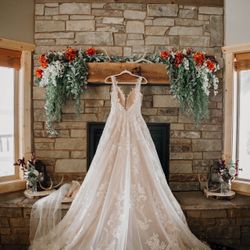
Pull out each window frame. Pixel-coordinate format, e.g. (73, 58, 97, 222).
(0, 69, 19, 182)
(0, 38, 35, 193)
(223, 43, 250, 196)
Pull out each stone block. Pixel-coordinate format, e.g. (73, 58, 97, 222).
(192, 139, 222, 152)
(35, 32, 74, 39)
(45, 3, 58, 7)
(147, 4, 178, 17)
(203, 151, 221, 160)
(33, 87, 45, 100)
(34, 109, 46, 122)
(35, 4, 44, 15)
(103, 17, 124, 25)
(66, 20, 95, 31)
(148, 115, 177, 123)
(92, 9, 123, 17)
(55, 138, 85, 150)
(70, 15, 94, 20)
(0, 218, 9, 227)
(56, 39, 75, 45)
(179, 8, 197, 19)
(199, 7, 223, 15)
(9, 218, 29, 228)
(126, 21, 144, 33)
(145, 26, 168, 36)
(45, 7, 58, 16)
(85, 100, 104, 107)
(145, 36, 169, 45)
(180, 36, 210, 47)
(70, 130, 85, 138)
(170, 152, 193, 160)
(35, 21, 65, 32)
(169, 26, 202, 36)
(114, 33, 126, 46)
(0, 208, 22, 218)
(210, 16, 223, 46)
(59, 3, 91, 15)
(35, 142, 54, 150)
(145, 19, 153, 25)
(127, 34, 143, 40)
(170, 182, 199, 191)
(175, 19, 207, 26)
(153, 95, 179, 107)
(76, 32, 113, 45)
(202, 131, 222, 139)
(153, 18, 174, 26)
(124, 10, 146, 20)
(82, 86, 110, 100)
(169, 160, 193, 173)
(158, 108, 178, 116)
(55, 159, 86, 172)
(35, 39, 56, 46)
(36, 150, 69, 158)
(172, 131, 201, 139)
(71, 151, 86, 158)
(127, 40, 144, 46)
(132, 45, 155, 54)
(85, 107, 99, 113)
(141, 108, 157, 116)
(54, 121, 86, 130)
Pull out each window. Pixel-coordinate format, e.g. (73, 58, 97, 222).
(223, 44, 250, 195)
(233, 69, 250, 180)
(0, 67, 19, 181)
(0, 38, 34, 193)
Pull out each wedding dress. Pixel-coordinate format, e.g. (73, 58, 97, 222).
(30, 76, 210, 250)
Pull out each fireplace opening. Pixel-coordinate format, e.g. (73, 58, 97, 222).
(87, 122, 170, 181)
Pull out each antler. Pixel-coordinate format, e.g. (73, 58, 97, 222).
(38, 176, 64, 191)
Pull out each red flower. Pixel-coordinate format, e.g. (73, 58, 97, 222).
(174, 51, 183, 67)
(65, 47, 76, 61)
(36, 68, 43, 78)
(86, 47, 96, 56)
(206, 59, 215, 72)
(193, 51, 205, 66)
(160, 50, 169, 60)
(186, 48, 192, 55)
(39, 54, 48, 68)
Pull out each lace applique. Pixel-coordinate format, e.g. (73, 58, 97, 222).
(146, 233, 168, 250)
(131, 183, 152, 230)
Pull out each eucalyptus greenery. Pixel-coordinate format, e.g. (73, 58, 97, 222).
(36, 47, 219, 135)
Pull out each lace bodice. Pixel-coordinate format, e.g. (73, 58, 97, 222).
(110, 76, 142, 114)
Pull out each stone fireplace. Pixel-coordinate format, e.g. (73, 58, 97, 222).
(87, 122, 170, 180)
(33, 1, 223, 191)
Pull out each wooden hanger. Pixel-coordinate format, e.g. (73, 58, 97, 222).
(104, 69, 148, 84)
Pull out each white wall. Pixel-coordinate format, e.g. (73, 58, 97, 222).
(0, 0, 34, 43)
(225, 0, 250, 45)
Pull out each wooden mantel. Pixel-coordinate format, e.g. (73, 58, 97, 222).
(87, 62, 169, 85)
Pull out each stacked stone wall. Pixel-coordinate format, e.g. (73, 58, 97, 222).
(34, 1, 224, 191)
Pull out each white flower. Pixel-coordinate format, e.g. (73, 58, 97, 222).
(183, 57, 189, 70)
(39, 61, 65, 87)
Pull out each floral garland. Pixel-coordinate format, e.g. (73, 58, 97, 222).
(36, 47, 219, 135)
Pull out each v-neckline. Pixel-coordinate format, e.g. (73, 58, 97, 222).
(112, 77, 142, 111)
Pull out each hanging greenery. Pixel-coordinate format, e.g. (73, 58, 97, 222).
(36, 47, 220, 135)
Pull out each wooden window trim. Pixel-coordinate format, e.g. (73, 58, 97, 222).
(0, 38, 35, 194)
(223, 43, 250, 196)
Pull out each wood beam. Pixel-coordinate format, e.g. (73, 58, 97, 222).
(87, 62, 169, 84)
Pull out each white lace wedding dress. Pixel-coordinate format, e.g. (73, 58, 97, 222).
(30, 77, 210, 250)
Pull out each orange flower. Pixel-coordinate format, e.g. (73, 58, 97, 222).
(160, 51, 169, 60)
(39, 54, 48, 68)
(193, 51, 205, 66)
(36, 68, 43, 78)
(175, 51, 183, 67)
(65, 47, 76, 61)
(86, 47, 96, 56)
(206, 59, 215, 72)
